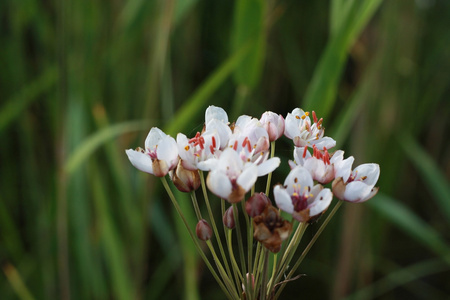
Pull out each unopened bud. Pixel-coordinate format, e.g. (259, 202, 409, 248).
(245, 193, 270, 217)
(223, 206, 236, 229)
(196, 219, 212, 241)
(260, 111, 285, 142)
(171, 160, 201, 192)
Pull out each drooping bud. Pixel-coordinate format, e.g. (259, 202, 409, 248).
(171, 160, 201, 192)
(223, 206, 236, 229)
(196, 219, 212, 241)
(245, 192, 270, 217)
(260, 111, 285, 142)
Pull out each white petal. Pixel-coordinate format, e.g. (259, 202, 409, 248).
(157, 136, 179, 169)
(353, 163, 380, 186)
(335, 156, 354, 183)
(126, 149, 153, 174)
(330, 150, 344, 164)
(284, 113, 299, 139)
(207, 171, 232, 199)
(218, 148, 243, 174)
(237, 164, 258, 191)
(205, 105, 228, 124)
(205, 120, 231, 149)
(274, 185, 294, 214)
(343, 181, 373, 202)
(235, 115, 253, 130)
(312, 136, 336, 150)
(257, 157, 280, 176)
(309, 188, 333, 217)
(197, 158, 218, 171)
(284, 166, 314, 191)
(145, 127, 166, 149)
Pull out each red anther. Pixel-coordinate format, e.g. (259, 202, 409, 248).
(312, 111, 318, 123)
(210, 145, 215, 154)
(323, 147, 330, 165)
(302, 146, 308, 158)
(242, 137, 251, 152)
(212, 136, 217, 148)
(233, 140, 238, 151)
(198, 136, 205, 150)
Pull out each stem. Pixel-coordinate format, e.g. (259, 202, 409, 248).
(265, 141, 276, 196)
(233, 203, 250, 298)
(190, 191, 202, 220)
(199, 171, 234, 287)
(260, 249, 269, 300)
(160, 176, 235, 300)
(274, 201, 343, 299)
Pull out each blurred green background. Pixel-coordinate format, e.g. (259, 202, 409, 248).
(1, 0, 449, 299)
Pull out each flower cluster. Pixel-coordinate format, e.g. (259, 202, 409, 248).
(126, 106, 380, 300)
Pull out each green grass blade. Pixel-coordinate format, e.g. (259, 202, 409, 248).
(369, 193, 450, 265)
(164, 41, 252, 135)
(304, 0, 383, 118)
(64, 120, 149, 175)
(231, 0, 266, 88)
(399, 134, 450, 220)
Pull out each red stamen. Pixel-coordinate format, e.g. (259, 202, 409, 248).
(312, 111, 318, 123)
(210, 145, 215, 154)
(233, 140, 238, 151)
(302, 146, 308, 158)
(212, 136, 216, 148)
(242, 137, 251, 152)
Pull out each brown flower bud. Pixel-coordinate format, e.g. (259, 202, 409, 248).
(223, 206, 236, 229)
(196, 219, 212, 241)
(171, 160, 201, 192)
(253, 205, 292, 253)
(245, 193, 270, 217)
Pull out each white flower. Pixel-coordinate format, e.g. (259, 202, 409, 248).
(206, 148, 258, 203)
(227, 115, 280, 176)
(205, 105, 232, 149)
(126, 127, 179, 177)
(274, 166, 333, 223)
(289, 146, 344, 184)
(332, 158, 380, 203)
(260, 111, 285, 142)
(177, 130, 221, 171)
(284, 108, 336, 149)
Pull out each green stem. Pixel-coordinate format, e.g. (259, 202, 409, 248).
(265, 141, 276, 196)
(160, 176, 234, 300)
(190, 191, 202, 220)
(199, 171, 234, 287)
(260, 249, 269, 300)
(233, 203, 249, 297)
(274, 201, 343, 299)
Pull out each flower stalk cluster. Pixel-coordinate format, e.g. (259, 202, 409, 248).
(126, 106, 380, 300)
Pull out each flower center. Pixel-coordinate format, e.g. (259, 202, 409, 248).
(291, 185, 312, 212)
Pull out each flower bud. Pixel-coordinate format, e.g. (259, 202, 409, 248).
(223, 206, 236, 229)
(196, 219, 212, 241)
(245, 192, 270, 217)
(260, 111, 285, 142)
(171, 160, 201, 192)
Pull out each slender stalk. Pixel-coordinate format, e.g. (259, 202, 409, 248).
(260, 249, 269, 300)
(190, 191, 203, 220)
(160, 176, 235, 300)
(199, 171, 234, 286)
(233, 203, 250, 298)
(274, 201, 343, 299)
(265, 141, 276, 196)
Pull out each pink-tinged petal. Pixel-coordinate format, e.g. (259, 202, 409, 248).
(309, 188, 333, 217)
(218, 148, 243, 174)
(205, 105, 228, 124)
(207, 171, 232, 199)
(303, 158, 326, 181)
(311, 136, 336, 149)
(335, 156, 354, 183)
(205, 120, 230, 149)
(330, 150, 344, 164)
(293, 147, 311, 167)
(126, 149, 153, 174)
(145, 127, 166, 149)
(274, 185, 294, 214)
(344, 181, 373, 202)
(257, 157, 280, 176)
(353, 163, 380, 186)
(157, 136, 179, 169)
(284, 166, 314, 190)
(235, 115, 253, 130)
(237, 164, 258, 191)
(284, 113, 300, 139)
(197, 158, 218, 171)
